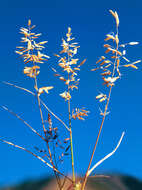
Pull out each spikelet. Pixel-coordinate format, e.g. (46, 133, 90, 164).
(109, 10, 119, 27)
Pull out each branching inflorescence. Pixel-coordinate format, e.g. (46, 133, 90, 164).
(1, 10, 141, 190)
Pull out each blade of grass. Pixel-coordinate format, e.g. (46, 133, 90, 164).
(87, 132, 125, 176)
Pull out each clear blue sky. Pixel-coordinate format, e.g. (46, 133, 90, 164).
(0, 0, 142, 187)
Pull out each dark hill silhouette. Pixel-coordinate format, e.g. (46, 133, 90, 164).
(1, 174, 142, 190)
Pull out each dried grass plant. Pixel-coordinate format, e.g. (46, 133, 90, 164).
(1, 10, 141, 190)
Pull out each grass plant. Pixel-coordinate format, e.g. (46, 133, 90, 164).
(1, 10, 141, 190)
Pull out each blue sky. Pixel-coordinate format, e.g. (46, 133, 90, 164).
(0, 0, 142, 187)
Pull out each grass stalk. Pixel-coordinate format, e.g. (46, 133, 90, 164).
(68, 86, 75, 186)
(81, 18, 119, 190)
(34, 75, 64, 190)
(81, 86, 112, 190)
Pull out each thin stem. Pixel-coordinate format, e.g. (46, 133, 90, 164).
(2, 82, 71, 185)
(81, 24, 120, 190)
(40, 98, 70, 131)
(34, 75, 63, 189)
(48, 118, 63, 190)
(47, 142, 62, 190)
(1, 105, 45, 141)
(2, 81, 69, 131)
(0, 138, 53, 169)
(67, 54, 75, 185)
(1, 88, 72, 184)
(68, 88, 75, 185)
(52, 141, 63, 190)
(81, 85, 113, 190)
(0, 137, 72, 182)
(34, 76, 46, 133)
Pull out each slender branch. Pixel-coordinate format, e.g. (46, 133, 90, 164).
(29, 22, 63, 188)
(68, 111, 75, 184)
(47, 142, 63, 190)
(2, 82, 71, 185)
(0, 138, 53, 169)
(40, 99, 69, 131)
(52, 141, 63, 190)
(61, 176, 67, 190)
(81, 85, 113, 190)
(34, 75, 47, 133)
(2, 81, 69, 131)
(87, 132, 125, 176)
(68, 96, 75, 183)
(67, 59, 75, 184)
(1, 94, 70, 187)
(1, 105, 45, 141)
(81, 18, 120, 190)
(2, 85, 71, 184)
(34, 74, 59, 184)
(2, 81, 35, 95)
(34, 74, 67, 190)
(0, 137, 73, 182)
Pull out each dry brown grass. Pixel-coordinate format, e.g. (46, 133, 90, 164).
(1, 10, 141, 190)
